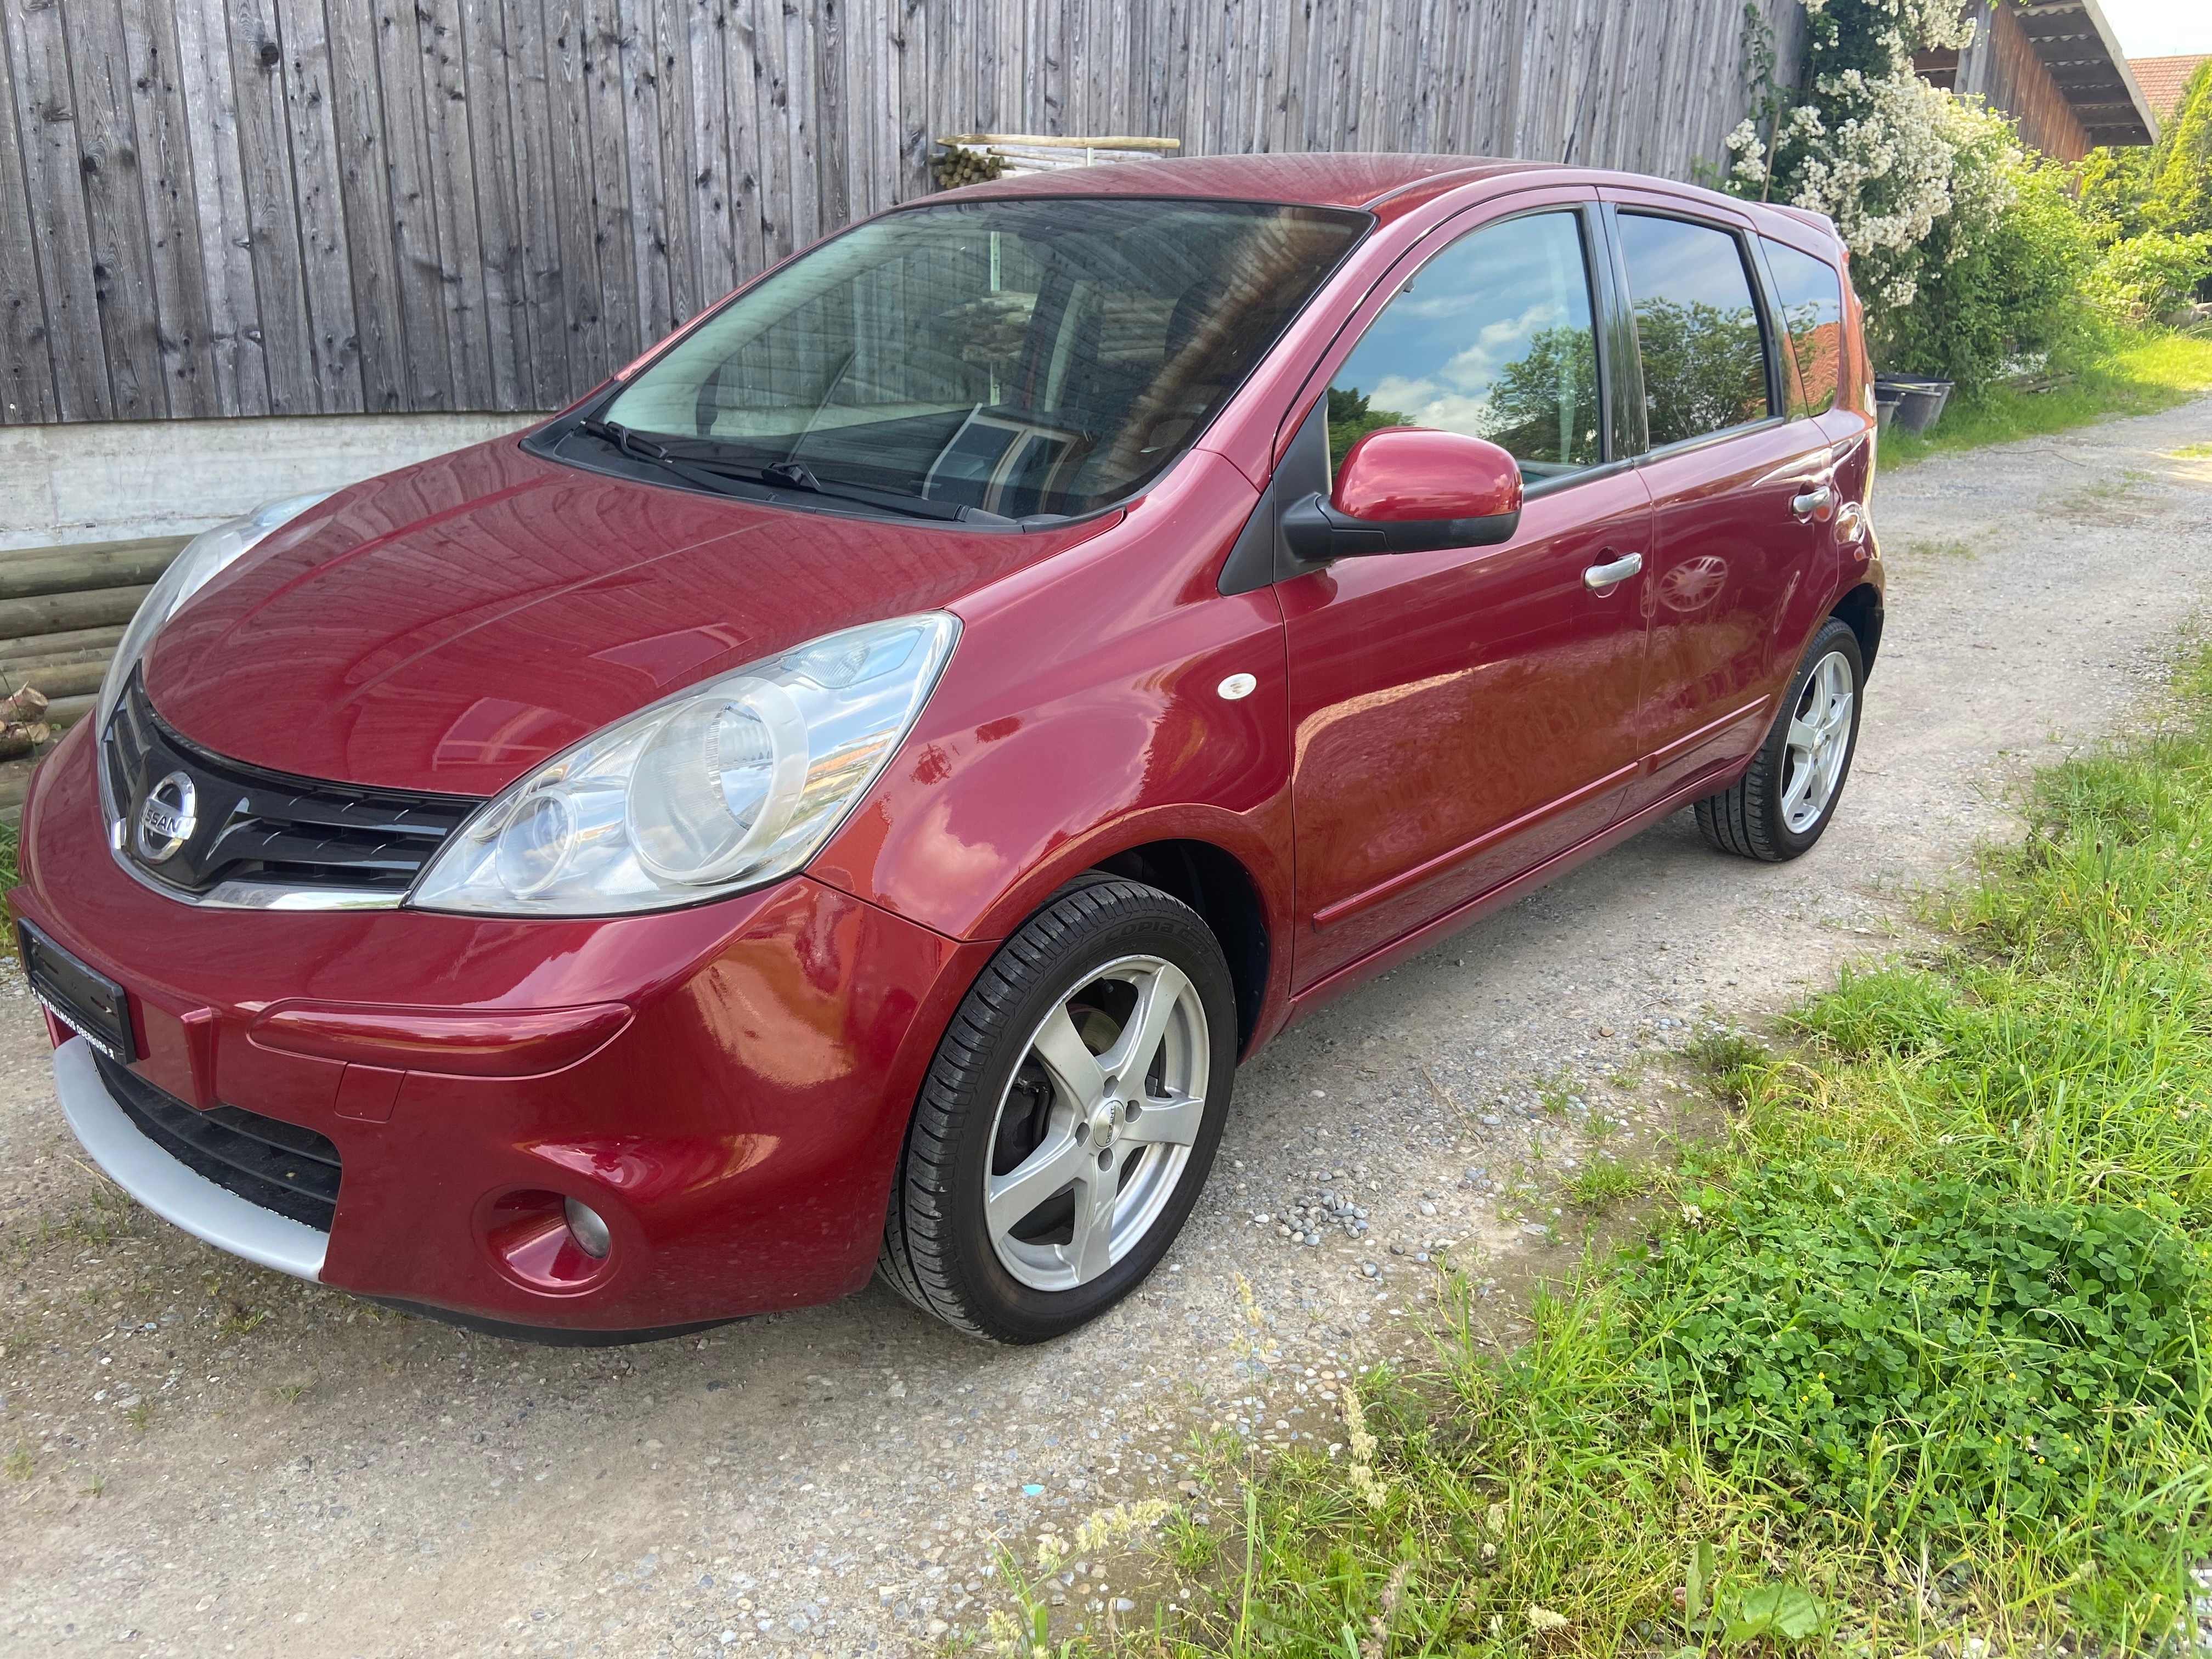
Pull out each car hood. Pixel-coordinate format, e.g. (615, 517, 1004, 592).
(142, 437, 1114, 797)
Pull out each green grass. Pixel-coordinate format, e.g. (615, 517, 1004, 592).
(0, 823, 17, 895)
(1883, 328, 2212, 466)
(1117, 647, 2212, 1657)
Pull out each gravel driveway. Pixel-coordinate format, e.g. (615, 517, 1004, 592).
(4, 399, 2210, 1658)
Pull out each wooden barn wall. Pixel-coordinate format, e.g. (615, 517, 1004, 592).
(0, 0, 1804, 426)
(1965, 1, 2091, 163)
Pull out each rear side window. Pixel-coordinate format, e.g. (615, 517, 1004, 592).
(1327, 210, 1601, 480)
(1763, 239, 1845, 418)
(1616, 214, 1770, 448)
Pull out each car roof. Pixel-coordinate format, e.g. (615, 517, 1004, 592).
(938, 152, 1566, 221)
(923, 151, 1843, 257)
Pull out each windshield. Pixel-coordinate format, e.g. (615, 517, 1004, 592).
(597, 196, 1369, 519)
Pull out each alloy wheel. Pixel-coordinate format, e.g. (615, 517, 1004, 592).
(983, 955, 1209, 1292)
(1781, 648, 1855, 833)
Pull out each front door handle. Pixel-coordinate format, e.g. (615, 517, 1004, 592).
(1583, 551, 1642, 592)
(1792, 484, 1835, 521)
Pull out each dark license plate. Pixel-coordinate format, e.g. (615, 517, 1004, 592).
(18, 921, 138, 1063)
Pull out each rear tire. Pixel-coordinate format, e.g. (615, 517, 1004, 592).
(878, 877, 1237, 1342)
(1695, 616, 1864, 862)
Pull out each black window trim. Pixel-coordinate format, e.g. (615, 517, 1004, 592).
(1327, 198, 1627, 490)
(1603, 203, 1791, 465)
(1754, 232, 1849, 422)
(1221, 190, 1628, 597)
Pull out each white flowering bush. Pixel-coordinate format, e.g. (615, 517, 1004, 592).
(1725, 0, 2097, 388)
(1726, 0, 1979, 311)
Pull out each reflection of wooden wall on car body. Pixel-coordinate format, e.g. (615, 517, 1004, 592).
(0, 0, 1809, 429)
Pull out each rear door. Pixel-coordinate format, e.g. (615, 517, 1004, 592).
(1601, 196, 1833, 813)
(1281, 200, 1654, 990)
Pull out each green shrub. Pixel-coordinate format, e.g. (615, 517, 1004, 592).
(1878, 147, 2099, 390)
(2087, 229, 2212, 325)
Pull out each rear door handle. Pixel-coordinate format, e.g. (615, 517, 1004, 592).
(1582, 551, 1642, 591)
(1792, 484, 1835, 521)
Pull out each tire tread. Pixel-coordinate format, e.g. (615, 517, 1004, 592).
(878, 876, 1222, 1341)
(1695, 617, 1861, 863)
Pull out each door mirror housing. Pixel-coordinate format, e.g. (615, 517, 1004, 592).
(1281, 427, 1524, 561)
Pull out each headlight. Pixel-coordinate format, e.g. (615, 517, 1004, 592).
(95, 491, 332, 733)
(410, 613, 959, 916)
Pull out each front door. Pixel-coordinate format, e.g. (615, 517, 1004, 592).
(1283, 205, 1653, 990)
(1603, 202, 1835, 810)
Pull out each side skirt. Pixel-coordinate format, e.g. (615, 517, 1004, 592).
(1279, 758, 1753, 1026)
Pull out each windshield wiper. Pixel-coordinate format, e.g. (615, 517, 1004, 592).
(577, 419, 1011, 524)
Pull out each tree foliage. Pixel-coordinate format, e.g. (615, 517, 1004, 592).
(2145, 60, 2212, 239)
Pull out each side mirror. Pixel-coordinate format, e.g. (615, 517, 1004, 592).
(1280, 427, 1523, 561)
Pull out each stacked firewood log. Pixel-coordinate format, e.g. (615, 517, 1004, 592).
(0, 537, 185, 817)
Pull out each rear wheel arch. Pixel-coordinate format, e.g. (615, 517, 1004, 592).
(1831, 581, 1883, 677)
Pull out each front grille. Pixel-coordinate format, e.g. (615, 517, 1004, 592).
(104, 671, 482, 900)
(95, 1052, 341, 1231)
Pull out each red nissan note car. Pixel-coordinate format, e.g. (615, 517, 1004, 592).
(14, 155, 1882, 1344)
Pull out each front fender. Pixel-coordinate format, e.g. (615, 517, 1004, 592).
(808, 452, 1294, 964)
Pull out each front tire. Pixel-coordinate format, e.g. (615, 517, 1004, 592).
(878, 877, 1237, 1342)
(1695, 616, 1864, 861)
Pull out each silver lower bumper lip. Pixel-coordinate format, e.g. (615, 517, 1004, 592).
(50, 1036, 328, 1283)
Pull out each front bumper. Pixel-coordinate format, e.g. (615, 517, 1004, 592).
(15, 721, 992, 1335)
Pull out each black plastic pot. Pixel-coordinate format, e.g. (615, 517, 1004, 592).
(1876, 376, 1951, 435)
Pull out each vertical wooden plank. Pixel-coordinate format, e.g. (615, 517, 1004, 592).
(411, 0, 500, 407)
(0, 21, 59, 422)
(222, 0, 318, 414)
(321, 0, 408, 411)
(499, 0, 572, 407)
(610, 0, 670, 344)
(648, 0, 706, 322)
(369, 0, 458, 407)
(781, 0, 818, 250)
(718, 0, 765, 282)
(544, 0, 610, 395)
(5, 0, 115, 418)
(810, 0, 846, 236)
(459, 0, 537, 406)
(854, 0, 887, 216)
(116, 0, 217, 416)
(61, 0, 170, 417)
(681, 0, 731, 301)
(271, 0, 366, 411)
(583, 0, 642, 363)
(990, 0, 1015, 136)
(892, 0, 927, 205)
(744, 0, 793, 263)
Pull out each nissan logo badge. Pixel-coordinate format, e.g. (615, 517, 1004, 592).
(135, 770, 198, 865)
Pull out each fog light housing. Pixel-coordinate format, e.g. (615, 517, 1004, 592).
(564, 1197, 612, 1259)
(479, 1188, 615, 1293)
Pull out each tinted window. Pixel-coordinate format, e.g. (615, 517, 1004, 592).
(1764, 238, 1844, 418)
(1328, 211, 1600, 479)
(601, 198, 1366, 518)
(1616, 214, 1770, 447)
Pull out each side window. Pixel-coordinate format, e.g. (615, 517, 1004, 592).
(1763, 239, 1844, 419)
(1328, 211, 1601, 481)
(1616, 214, 1771, 448)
